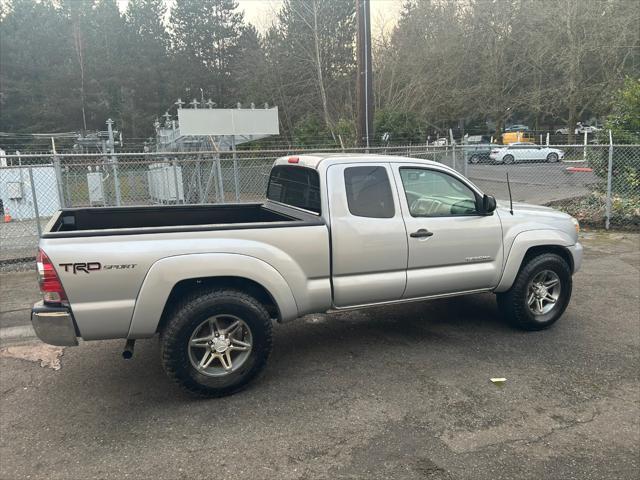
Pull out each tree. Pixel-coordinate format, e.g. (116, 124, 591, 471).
(232, 24, 270, 106)
(123, 0, 171, 137)
(1, 0, 638, 149)
(265, 0, 356, 141)
(374, 109, 426, 144)
(56, 0, 129, 132)
(169, 0, 244, 106)
(606, 78, 640, 145)
(374, 0, 639, 141)
(591, 78, 640, 193)
(0, 0, 73, 133)
(541, 0, 639, 142)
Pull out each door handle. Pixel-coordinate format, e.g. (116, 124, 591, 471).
(410, 229, 434, 238)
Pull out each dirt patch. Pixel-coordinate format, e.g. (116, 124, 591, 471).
(0, 343, 64, 370)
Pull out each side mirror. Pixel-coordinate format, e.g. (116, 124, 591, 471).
(482, 194, 497, 214)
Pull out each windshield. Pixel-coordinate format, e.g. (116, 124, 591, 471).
(266, 165, 321, 214)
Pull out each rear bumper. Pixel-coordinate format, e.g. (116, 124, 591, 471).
(568, 242, 583, 273)
(31, 302, 79, 346)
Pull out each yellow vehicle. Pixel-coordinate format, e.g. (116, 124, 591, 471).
(502, 131, 534, 145)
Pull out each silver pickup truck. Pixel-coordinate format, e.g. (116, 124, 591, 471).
(32, 154, 582, 396)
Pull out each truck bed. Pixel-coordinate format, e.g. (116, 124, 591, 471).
(44, 202, 320, 237)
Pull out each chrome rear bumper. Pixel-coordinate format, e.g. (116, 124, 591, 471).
(31, 302, 79, 346)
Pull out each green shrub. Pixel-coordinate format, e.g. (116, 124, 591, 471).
(589, 79, 640, 197)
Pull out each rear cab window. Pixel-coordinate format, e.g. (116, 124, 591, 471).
(267, 165, 321, 214)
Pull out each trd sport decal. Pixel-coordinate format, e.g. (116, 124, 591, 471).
(59, 263, 136, 274)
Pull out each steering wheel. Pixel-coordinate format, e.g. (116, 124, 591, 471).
(410, 197, 443, 216)
(450, 199, 476, 215)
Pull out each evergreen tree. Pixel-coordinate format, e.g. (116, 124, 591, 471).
(169, 0, 244, 106)
(123, 0, 171, 137)
(232, 24, 270, 106)
(0, 0, 72, 133)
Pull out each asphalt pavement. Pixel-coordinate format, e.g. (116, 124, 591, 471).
(0, 231, 638, 480)
(465, 161, 597, 205)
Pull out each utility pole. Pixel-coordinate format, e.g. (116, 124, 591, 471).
(106, 118, 121, 206)
(356, 0, 373, 149)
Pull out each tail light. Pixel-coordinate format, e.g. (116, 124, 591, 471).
(36, 249, 68, 304)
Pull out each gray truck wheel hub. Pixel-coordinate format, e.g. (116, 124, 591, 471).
(527, 270, 561, 315)
(188, 315, 253, 377)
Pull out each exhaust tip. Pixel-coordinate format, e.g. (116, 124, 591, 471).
(122, 339, 135, 359)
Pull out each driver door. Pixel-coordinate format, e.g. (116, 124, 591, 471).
(391, 164, 504, 298)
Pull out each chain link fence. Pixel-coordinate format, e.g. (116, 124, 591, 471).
(1, 144, 638, 271)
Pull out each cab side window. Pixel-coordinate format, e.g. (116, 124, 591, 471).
(400, 168, 478, 217)
(344, 166, 395, 218)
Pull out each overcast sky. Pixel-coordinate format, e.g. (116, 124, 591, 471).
(116, 0, 402, 37)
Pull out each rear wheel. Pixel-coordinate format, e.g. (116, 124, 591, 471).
(503, 154, 515, 164)
(497, 253, 572, 331)
(161, 289, 272, 397)
(547, 152, 559, 162)
(469, 154, 480, 164)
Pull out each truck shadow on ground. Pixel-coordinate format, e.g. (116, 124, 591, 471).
(53, 292, 519, 403)
(5, 290, 575, 454)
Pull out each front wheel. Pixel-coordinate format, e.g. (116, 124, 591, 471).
(161, 289, 272, 397)
(547, 152, 559, 162)
(497, 253, 572, 331)
(469, 154, 480, 164)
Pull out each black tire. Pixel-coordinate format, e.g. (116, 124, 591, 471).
(160, 289, 272, 397)
(470, 154, 480, 164)
(496, 253, 572, 331)
(503, 154, 515, 164)
(547, 152, 559, 163)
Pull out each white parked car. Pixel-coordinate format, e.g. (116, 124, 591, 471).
(489, 143, 565, 164)
(575, 124, 601, 135)
(556, 124, 601, 135)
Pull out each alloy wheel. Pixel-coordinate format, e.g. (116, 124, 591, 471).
(526, 270, 561, 315)
(188, 315, 253, 377)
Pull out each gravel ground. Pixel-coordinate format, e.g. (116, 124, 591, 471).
(0, 231, 638, 480)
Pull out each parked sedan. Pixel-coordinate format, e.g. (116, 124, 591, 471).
(489, 143, 565, 164)
(575, 124, 601, 134)
(504, 124, 530, 132)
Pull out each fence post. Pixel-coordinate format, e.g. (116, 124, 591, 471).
(605, 130, 614, 230)
(452, 144, 457, 171)
(463, 146, 468, 177)
(28, 167, 42, 237)
(231, 137, 240, 202)
(172, 161, 181, 204)
(49, 138, 67, 208)
(112, 160, 122, 206)
(65, 169, 72, 206)
(582, 131, 588, 162)
(216, 157, 225, 203)
(107, 119, 121, 206)
(52, 154, 65, 208)
(196, 158, 204, 203)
